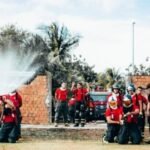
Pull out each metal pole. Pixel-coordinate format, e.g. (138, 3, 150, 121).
(132, 22, 135, 75)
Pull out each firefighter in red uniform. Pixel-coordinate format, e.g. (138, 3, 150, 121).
(127, 84, 140, 107)
(127, 84, 145, 138)
(68, 96, 76, 123)
(9, 90, 22, 140)
(146, 83, 150, 144)
(107, 83, 123, 108)
(118, 94, 141, 144)
(54, 82, 69, 127)
(103, 95, 122, 143)
(85, 93, 95, 122)
(146, 83, 150, 116)
(0, 94, 19, 143)
(71, 82, 89, 127)
(136, 86, 148, 138)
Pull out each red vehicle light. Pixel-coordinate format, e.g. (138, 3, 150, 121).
(94, 101, 106, 105)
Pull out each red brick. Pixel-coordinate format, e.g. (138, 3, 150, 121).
(132, 76, 150, 89)
(18, 75, 50, 125)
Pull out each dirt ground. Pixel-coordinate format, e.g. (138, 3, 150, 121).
(0, 139, 150, 150)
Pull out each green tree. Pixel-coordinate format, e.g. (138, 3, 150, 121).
(126, 60, 150, 76)
(0, 24, 97, 93)
(97, 68, 124, 90)
(63, 55, 97, 83)
(39, 22, 82, 87)
(40, 22, 80, 66)
(0, 24, 29, 52)
(24, 34, 49, 73)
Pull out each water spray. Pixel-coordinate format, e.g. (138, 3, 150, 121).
(0, 48, 42, 95)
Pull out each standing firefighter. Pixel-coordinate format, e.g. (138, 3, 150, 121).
(118, 94, 141, 144)
(103, 95, 122, 144)
(136, 86, 148, 138)
(54, 82, 69, 127)
(146, 83, 150, 135)
(0, 95, 19, 143)
(127, 84, 139, 107)
(71, 82, 89, 127)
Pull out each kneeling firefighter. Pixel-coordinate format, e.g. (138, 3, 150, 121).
(118, 94, 141, 144)
(0, 95, 19, 143)
(103, 95, 122, 143)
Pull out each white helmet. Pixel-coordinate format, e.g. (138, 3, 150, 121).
(108, 96, 118, 109)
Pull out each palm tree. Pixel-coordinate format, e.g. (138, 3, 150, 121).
(106, 68, 122, 87)
(98, 68, 124, 90)
(24, 34, 49, 72)
(97, 73, 108, 89)
(40, 22, 80, 66)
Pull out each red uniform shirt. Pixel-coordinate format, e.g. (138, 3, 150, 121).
(131, 94, 141, 106)
(72, 88, 87, 102)
(1, 94, 18, 123)
(55, 88, 68, 102)
(105, 108, 122, 122)
(122, 105, 139, 123)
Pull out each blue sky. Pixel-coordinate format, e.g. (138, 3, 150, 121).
(0, 0, 150, 73)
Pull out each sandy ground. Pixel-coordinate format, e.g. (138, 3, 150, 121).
(0, 139, 150, 150)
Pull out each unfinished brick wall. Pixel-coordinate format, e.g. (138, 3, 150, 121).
(18, 75, 51, 125)
(131, 76, 150, 88)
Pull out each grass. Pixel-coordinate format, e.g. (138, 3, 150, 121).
(0, 139, 150, 150)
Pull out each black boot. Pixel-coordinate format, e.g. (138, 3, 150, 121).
(74, 119, 79, 127)
(74, 123, 79, 127)
(81, 123, 85, 127)
(8, 138, 16, 143)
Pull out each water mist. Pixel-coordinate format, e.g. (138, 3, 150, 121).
(0, 48, 41, 95)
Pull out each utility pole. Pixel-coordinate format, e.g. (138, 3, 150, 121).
(132, 22, 135, 75)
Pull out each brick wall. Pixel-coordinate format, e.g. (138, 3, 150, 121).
(131, 76, 150, 88)
(18, 74, 52, 125)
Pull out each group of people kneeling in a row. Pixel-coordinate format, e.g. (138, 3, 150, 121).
(103, 83, 150, 144)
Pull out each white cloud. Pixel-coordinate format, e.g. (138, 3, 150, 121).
(71, 0, 136, 13)
(101, 0, 122, 12)
(32, 0, 68, 7)
(58, 15, 149, 72)
(0, 0, 149, 74)
(79, 0, 121, 12)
